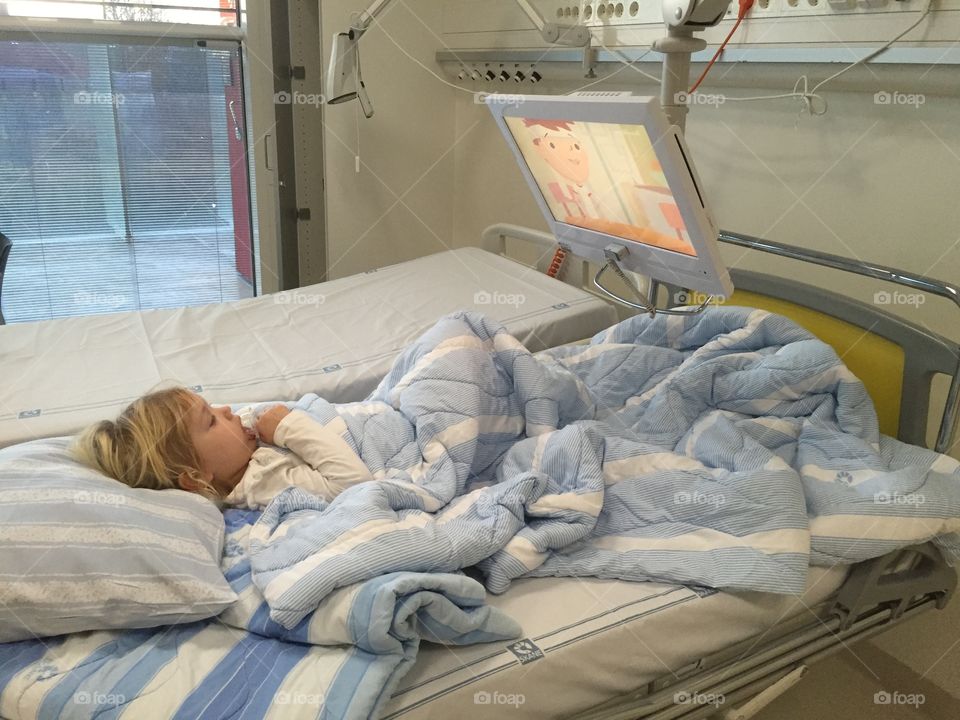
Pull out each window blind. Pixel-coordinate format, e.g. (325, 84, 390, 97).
(0, 34, 254, 323)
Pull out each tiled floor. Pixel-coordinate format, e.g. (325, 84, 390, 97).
(1, 229, 254, 324)
(749, 641, 958, 720)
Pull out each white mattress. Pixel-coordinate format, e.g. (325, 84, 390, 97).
(0, 248, 617, 448)
(382, 566, 849, 719)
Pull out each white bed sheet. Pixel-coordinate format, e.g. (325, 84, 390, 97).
(0, 248, 616, 448)
(382, 566, 849, 719)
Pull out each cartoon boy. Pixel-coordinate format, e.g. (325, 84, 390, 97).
(524, 118, 606, 220)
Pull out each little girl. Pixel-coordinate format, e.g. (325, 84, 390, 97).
(74, 387, 373, 509)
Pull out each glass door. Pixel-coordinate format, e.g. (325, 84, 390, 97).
(0, 36, 255, 322)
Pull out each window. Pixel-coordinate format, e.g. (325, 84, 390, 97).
(1, 0, 239, 26)
(0, 2, 254, 323)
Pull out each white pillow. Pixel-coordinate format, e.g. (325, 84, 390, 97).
(0, 437, 236, 642)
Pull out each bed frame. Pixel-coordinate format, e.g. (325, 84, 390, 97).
(481, 223, 960, 720)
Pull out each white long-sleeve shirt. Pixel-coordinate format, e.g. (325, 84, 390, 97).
(223, 410, 373, 510)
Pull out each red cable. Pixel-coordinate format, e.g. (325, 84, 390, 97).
(688, 0, 754, 95)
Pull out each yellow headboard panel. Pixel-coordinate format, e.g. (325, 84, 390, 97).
(729, 289, 904, 438)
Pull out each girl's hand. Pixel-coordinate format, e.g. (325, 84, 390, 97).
(257, 405, 291, 445)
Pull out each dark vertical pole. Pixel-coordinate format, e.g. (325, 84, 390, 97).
(270, 0, 300, 290)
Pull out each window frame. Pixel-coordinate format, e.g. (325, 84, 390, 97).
(0, 2, 283, 296)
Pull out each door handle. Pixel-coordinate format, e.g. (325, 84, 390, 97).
(229, 99, 242, 141)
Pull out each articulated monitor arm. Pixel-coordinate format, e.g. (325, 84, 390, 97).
(656, 0, 734, 130)
(326, 0, 597, 117)
(326, 0, 734, 127)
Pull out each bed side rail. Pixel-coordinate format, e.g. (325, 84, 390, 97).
(830, 541, 957, 631)
(480, 223, 595, 290)
(718, 231, 960, 455)
(480, 224, 960, 454)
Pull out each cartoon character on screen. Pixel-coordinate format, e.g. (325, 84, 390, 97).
(524, 119, 609, 221)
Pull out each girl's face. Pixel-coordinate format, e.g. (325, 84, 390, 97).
(185, 395, 257, 496)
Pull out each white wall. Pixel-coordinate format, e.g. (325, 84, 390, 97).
(320, 0, 458, 280)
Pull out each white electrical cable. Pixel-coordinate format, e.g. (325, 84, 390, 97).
(592, 37, 662, 83)
(701, 0, 933, 114)
(367, 11, 649, 100)
(358, 0, 932, 118)
(591, 0, 934, 115)
(804, 0, 935, 107)
(355, 94, 362, 173)
(566, 49, 654, 94)
(367, 13, 496, 98)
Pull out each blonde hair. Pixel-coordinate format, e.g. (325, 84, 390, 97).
(73, 387, 219, 499)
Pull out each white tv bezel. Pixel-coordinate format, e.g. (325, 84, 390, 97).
(486, 94, 733, 298)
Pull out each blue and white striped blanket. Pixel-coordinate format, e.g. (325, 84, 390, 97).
(6, 308, 960, 720)
(0, 508, 522, 720)
(249, 309, 960, 632)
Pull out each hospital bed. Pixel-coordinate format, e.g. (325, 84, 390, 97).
(383, 223, 959, 720)
(0, 246, 616, 449)
(0, 226, 957, 719)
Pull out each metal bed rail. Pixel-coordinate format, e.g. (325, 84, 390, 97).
(480, 223, 960, 455)
(717, 230, 960, 455)
(575, 592, 947, 720)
